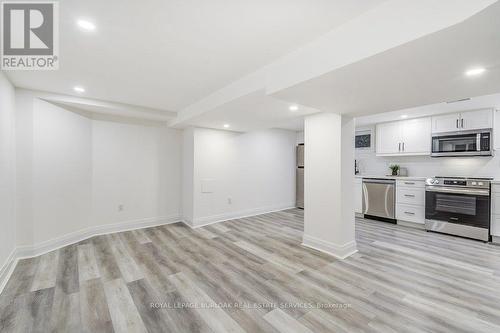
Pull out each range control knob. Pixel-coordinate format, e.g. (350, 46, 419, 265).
(427, 178, 439, 185)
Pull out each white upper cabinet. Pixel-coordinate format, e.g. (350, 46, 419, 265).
(400, 118, 431, 155)
(432, 113, 461, 133)
(459, 109, 493, 131)
(432, 109, 493, 133)
(376, 117, 431, 156)
(376, 121, 401, 155)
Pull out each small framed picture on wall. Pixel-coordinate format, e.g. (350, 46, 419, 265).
(355, 129, 372, 150)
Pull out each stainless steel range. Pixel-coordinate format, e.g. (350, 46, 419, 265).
(425, 177, 491, 241)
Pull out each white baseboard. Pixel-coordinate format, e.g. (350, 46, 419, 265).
(16, 214, 181, 259)
(183, 203, 295, 229)
(302, 234, 358, 259)
(0, 249, 18, 295)
(0, 214, 181, 294)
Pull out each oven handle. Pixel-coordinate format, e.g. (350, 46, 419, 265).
(426, 186, 490, 196)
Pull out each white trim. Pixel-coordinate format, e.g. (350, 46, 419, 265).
(15, 215, 181, 259)
(397, 220, 425, 230)
(182, 203, 295, 229)
(0, 249, 18, 294)
(302, 234, 358, 259)
(2, 206, 296, 292)
(0, 215, 181, 294)
(355, 128, 374, 151)
(375, 152, 430, 157)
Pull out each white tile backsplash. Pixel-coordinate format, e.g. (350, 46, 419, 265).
(355, 149, 500, 178)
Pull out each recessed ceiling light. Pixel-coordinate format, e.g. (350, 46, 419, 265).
(77, 19, 96, 31)
(465, 67, 486, 77)
(73, 86, 85, 93)
(223, 124, 230, 128)
(401, 115, 408, 119)
(289, 105, 299, 112)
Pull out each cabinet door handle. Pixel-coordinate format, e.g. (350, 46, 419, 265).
(404, 194, 415, 197)
(456, 119, 459, 128)
(402, 142, 405, 151)
(404, 211, 415, 215)
(404, 182, 415, 185)
(398, 143, 401, 152)
(461, 118, 464, 128)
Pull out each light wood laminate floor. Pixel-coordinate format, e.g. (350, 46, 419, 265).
(1, 209, 500, 332)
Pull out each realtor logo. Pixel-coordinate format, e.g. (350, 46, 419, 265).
(1, 1, 59, 70)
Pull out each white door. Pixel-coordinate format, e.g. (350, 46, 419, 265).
(431, 113, 460, 133)
(460, 109, 493, 131)
(400, 117, 431, 155)
(376, 121, 401, 155)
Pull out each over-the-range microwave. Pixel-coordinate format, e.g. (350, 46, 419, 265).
(431, 129, 492, 157)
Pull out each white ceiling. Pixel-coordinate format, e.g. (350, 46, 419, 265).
(355, 93, 500, 128)
(185, 91, 316, 132)
(5, 0, 384, 112)
(273, 1, 500, 117)
(38, 93, 176, 122)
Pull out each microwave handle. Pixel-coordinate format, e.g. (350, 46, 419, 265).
(477, 133, 481, 151)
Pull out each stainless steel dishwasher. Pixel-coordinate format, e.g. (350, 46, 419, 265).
(362, 178, 396, 223)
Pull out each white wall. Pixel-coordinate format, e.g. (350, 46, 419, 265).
(0, 72, 17, 272)
(303, 113, 357, 259)
(355, 124, 500, 178)
(15, 90, 182, 249)
(15, 89, 34, 247)
(296, 131, 304, 144)
(189, 127, 297, 225)
(92, 118, 181, 227)
(12, 90, 297, 251)
(182, 127, 194, 223)
(33, 99, 93, 245)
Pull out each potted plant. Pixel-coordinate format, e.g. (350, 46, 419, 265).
(389, 164, 400, 176)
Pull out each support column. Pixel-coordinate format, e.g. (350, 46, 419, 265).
(302, 113, 357, 259)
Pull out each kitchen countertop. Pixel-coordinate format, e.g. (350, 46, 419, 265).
(356, 175, 500, 183)
(355, 175, 428, 181)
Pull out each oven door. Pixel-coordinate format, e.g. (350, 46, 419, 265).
(425, 187, 490, 229)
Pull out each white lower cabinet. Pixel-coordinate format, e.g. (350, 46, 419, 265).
(396, 204, 425, 224)
(492, 216, 500, 239)
(396, 188, 425, 206)
(490, 186, 500, 242)
(355, 178, 363, 214)
(396, 180, 425, 225)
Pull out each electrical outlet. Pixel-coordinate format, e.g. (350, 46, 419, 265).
(227, 198, 232, 205)
(118, 204, 124, 211)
